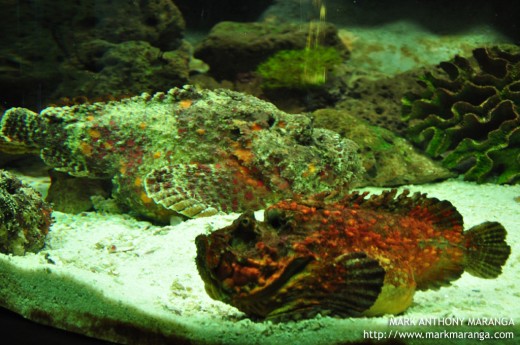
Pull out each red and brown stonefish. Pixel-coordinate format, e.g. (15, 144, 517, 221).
(196, 189, 510, 320)
(0, 86, 361, 223)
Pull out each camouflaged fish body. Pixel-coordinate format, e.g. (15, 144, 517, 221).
(195, 189, 510, 320)
(1, 86, 362, 222)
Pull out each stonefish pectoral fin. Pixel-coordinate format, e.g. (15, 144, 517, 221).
(144, 163, 274, 218)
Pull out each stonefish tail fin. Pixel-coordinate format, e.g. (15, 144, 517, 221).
(464, 221, 511, 278)
(1, 107, 41, 147)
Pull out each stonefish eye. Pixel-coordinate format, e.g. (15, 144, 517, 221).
(240, 216, 252, 228)
(232, 211, 257, 244)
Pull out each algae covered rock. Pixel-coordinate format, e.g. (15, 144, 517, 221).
(54, 40, 191, 101)
(1, 86, 362, 223)
(0, 170, 52, 255)
(0, 0, 187, 109)
(194, 21, 347, 79)
(257, 46, 343, 89)
(403, 45, 520, 184)
(336, 69, 428, 136)
(313, 109, 453, 186)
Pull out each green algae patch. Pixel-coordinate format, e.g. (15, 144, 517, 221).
(257, 47, 343, 89)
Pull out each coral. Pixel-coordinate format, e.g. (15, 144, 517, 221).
(0, 170, 52, 255)
(1, 86, 362, 223)
(196, 189, 510, 320)
(312, 109, 454, 186)
(403, 45, 520, 184)
(256, 47, 343, 89)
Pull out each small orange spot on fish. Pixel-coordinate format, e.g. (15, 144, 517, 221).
(251, 123, 263, 131)
(233, 147, 254, 164)
(88, 129, 101, 138)
(179, 99, 193, 109)
(79, 142, 93, 156)
(140, 191, 153, 204)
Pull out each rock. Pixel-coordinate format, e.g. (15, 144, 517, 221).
(0, 0, 187, 110)
(0, 169, 52, 255)
(175, 0, 274, 28)
(335, 69, 427, 135)
(53, 40, 191, 100)
(0, 138, 40, 168)
(194, 21, 347, 80)
(313, 109, 454, 186)
(46, 170, 111, 214)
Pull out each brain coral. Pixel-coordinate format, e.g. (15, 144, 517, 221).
(0, 169, 52, 255)
(402, 45, 520, 184)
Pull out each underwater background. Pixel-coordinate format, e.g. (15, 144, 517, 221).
(0, 0, 519, 344)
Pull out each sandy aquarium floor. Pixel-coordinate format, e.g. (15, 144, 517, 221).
(341, 21, 509, 75)
(4, 176, 520, 345)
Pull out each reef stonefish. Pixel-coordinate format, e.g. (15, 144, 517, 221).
(195, 189, 510, 320)
(0, 86, 361, 222)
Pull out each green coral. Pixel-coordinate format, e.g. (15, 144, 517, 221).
(256, 46, 342, 89)
(403, 45, 520, 184)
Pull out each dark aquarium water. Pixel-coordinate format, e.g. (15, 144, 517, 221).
(0, 1, 519, 345)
